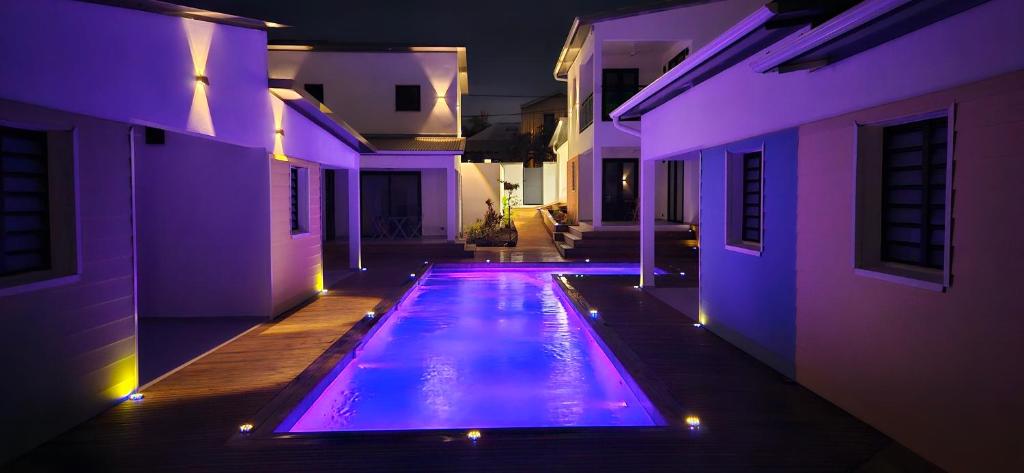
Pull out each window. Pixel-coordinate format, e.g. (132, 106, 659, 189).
(855, 111, 953, 289)
(304, 83, 324, 104)
(570, 161, 576, 191)
(1, 127, 50, 277)
(601, 68, 639, 121)
(290, 166, 309, 235)
(0, 125, 76, 291)
(663, 48, 690, 73)
(579, 93, 594, 132)
(725, 149, 763, 254)
(395, 85, 421, 112)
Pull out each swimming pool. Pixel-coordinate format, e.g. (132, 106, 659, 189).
(278, 264, 663, 432)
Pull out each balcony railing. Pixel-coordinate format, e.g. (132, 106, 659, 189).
(579, 93, 594, 132)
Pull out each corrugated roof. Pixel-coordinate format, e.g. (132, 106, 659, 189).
(364, 135, 466, 153)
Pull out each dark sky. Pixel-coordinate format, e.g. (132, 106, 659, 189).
(178, 0, 659, 122)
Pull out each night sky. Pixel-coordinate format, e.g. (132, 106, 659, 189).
(178, 0, 661, 123)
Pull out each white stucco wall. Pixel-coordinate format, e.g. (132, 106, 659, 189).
(459, 162, 501, 230)
(268, 50, 461, 136)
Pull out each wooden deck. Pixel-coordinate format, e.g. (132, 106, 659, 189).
(5, 214, 936, 472)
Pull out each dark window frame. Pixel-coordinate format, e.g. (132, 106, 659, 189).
(663, 47, 690, 73)
(0, 126, 52, 277)
(601, 68, 639, 122)
(395, 85, 422, 112)
(740, 152, 763, 244)
(880, 116, 948, 270)
(290, 167, 300, 233)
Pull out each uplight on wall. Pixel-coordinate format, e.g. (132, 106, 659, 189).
(195, 75, 210, 85)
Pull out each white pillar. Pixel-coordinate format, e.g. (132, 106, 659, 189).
(347, 168, 362, 269)
(640, 158, 656, 287)
(446, 158, 459, 241)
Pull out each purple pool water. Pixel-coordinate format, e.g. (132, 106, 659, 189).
(279, 264, 662, 432)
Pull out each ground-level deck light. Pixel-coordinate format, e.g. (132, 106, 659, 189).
(693, 322, 702, 328)
(128, 392, 144, 401)
(679, 272, 686, 277)
(239, 423, 254, 434)
(410, 273, 416, 278)
(361, 267, 368, 271)
(466, 429, 482, 443)
(685, 416, 701, 430)
(365, 311, 376, 319)
(320, 289, 329, 295)
(588, 309, 599, 319)
(585, 258, 591, 263)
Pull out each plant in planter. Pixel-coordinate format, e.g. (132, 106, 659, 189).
(466, 198, 518, 247)
(498, 179, 521, 229)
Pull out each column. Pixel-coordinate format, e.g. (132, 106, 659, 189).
(640, 158, 656, 287)
(347, 168, 362, 269)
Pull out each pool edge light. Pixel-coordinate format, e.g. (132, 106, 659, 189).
(466, 429, 482, 442)
(685, 415, 701, 430)
(128, 392, 144, 401)
(239, 423, 254, 433)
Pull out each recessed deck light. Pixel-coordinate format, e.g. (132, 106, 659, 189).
(361, 267, 368, 271)
(466, 429, 482, 441)
(679, 272, 686, 277)
(486, 259, 491, 263)
(128, 392, 144, 401)
(239, 423, 254, 433)
(365, 311, 376, 319)
(588, 309, 599, 319)
(410, 273, 416, 278)
(685, 416, 701, 430)
(585, 258, 591, 263)
(692, 323, 702, 328)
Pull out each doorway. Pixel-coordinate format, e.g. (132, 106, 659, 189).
(361, 171, 422, 239)
(666, 160, 685, 223)
(602, 158, 638, 222)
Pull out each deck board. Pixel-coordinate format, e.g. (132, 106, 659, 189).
(5, 214, 937, 472)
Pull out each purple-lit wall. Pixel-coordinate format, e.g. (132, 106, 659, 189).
(271, 157, 323, 315)
(795, 71, 1024, 472)
(0, 100, 136, 463)
(0, 0, 274, 149)
(135, 129, 272, 318)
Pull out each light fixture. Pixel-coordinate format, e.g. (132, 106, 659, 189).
(361, 267, 368, 271)
(195, 75, 209, 85)
(466, 429, 482, 442)
(365, 311, 376, 319)
(128, 392, 144, 401)
(588, 309, 599, 319)
(239, 423, 254, 433)
(275, 128, 285, 136)
(423, 261, 429, 265)
(692, 323, 702, 328)
(685, 416, 701, 430)
(320, 289, 329, 295)
(679, 272, 686, 277)
(409, 273, 416, 278)
(633, 285, 640, 289)
(585, 258, 591, 263)
(486, 259, 491, 263)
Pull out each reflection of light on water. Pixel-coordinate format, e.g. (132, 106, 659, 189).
(421, 355, 458, 420)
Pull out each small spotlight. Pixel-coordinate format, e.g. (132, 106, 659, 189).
(275, 128, 285, 136)
(365, 311, 376, 319)
(239, 423, 254, 433)
(685, 416, 701, 430)
(423, 261, 429, 265)
(128, 392, 144, 401)
(588, 309, 599, 319)
(410, 273, 416, 278)
(585, 258, 591, 263)
(195, 75, 209, 85)
(320, 289, 329, 295)
(679, 272, 686, 277)
(633, 285, 639, 289)
(486, 259, 491, 263)
(692, 322, 702, 328)
(361, 267, 368, 271)
(466, 429, 482, 441)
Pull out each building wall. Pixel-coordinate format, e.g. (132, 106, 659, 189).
(268, 50, 460, 136)
(795, 72, 1024, 473)
(0, 100, 136, 463)
(699, 129, 798, 378)
(520, 95, 566, 135)
(135, 129, 271, 318)
(420, 169, 448, 237)
(460, 162, 501, 230)
(556, 141, 569, 203)
(0, 0, 274, 150)
(270, 157, 322, 316)
(500, 162, 524, 207)
(542, 162, 558, 205)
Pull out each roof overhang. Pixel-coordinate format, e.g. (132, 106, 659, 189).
(749, 0, 992, 73)
(268, 78, 375, 154)
(77, 0, 287, 30)
(611, 1, 845, 120)
(268, 42, 469, 94)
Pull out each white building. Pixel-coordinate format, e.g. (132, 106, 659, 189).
(268, 43, 468, 244)
(553, 0, 762, 229)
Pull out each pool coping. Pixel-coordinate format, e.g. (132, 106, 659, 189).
(231, 263, 686, 446)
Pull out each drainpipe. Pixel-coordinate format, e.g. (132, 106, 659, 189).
(612, 113, 641, 138)
(127, 125, 140, 394)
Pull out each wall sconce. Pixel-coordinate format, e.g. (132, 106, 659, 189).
(195, 75, 209, 85)
(275, 128, 285, 136)
(436, 95, 446, 100)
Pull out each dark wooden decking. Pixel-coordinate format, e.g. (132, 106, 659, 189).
(5, 211, 934, 472)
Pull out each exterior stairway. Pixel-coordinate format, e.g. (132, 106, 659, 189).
(556, 222, 697, 260)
